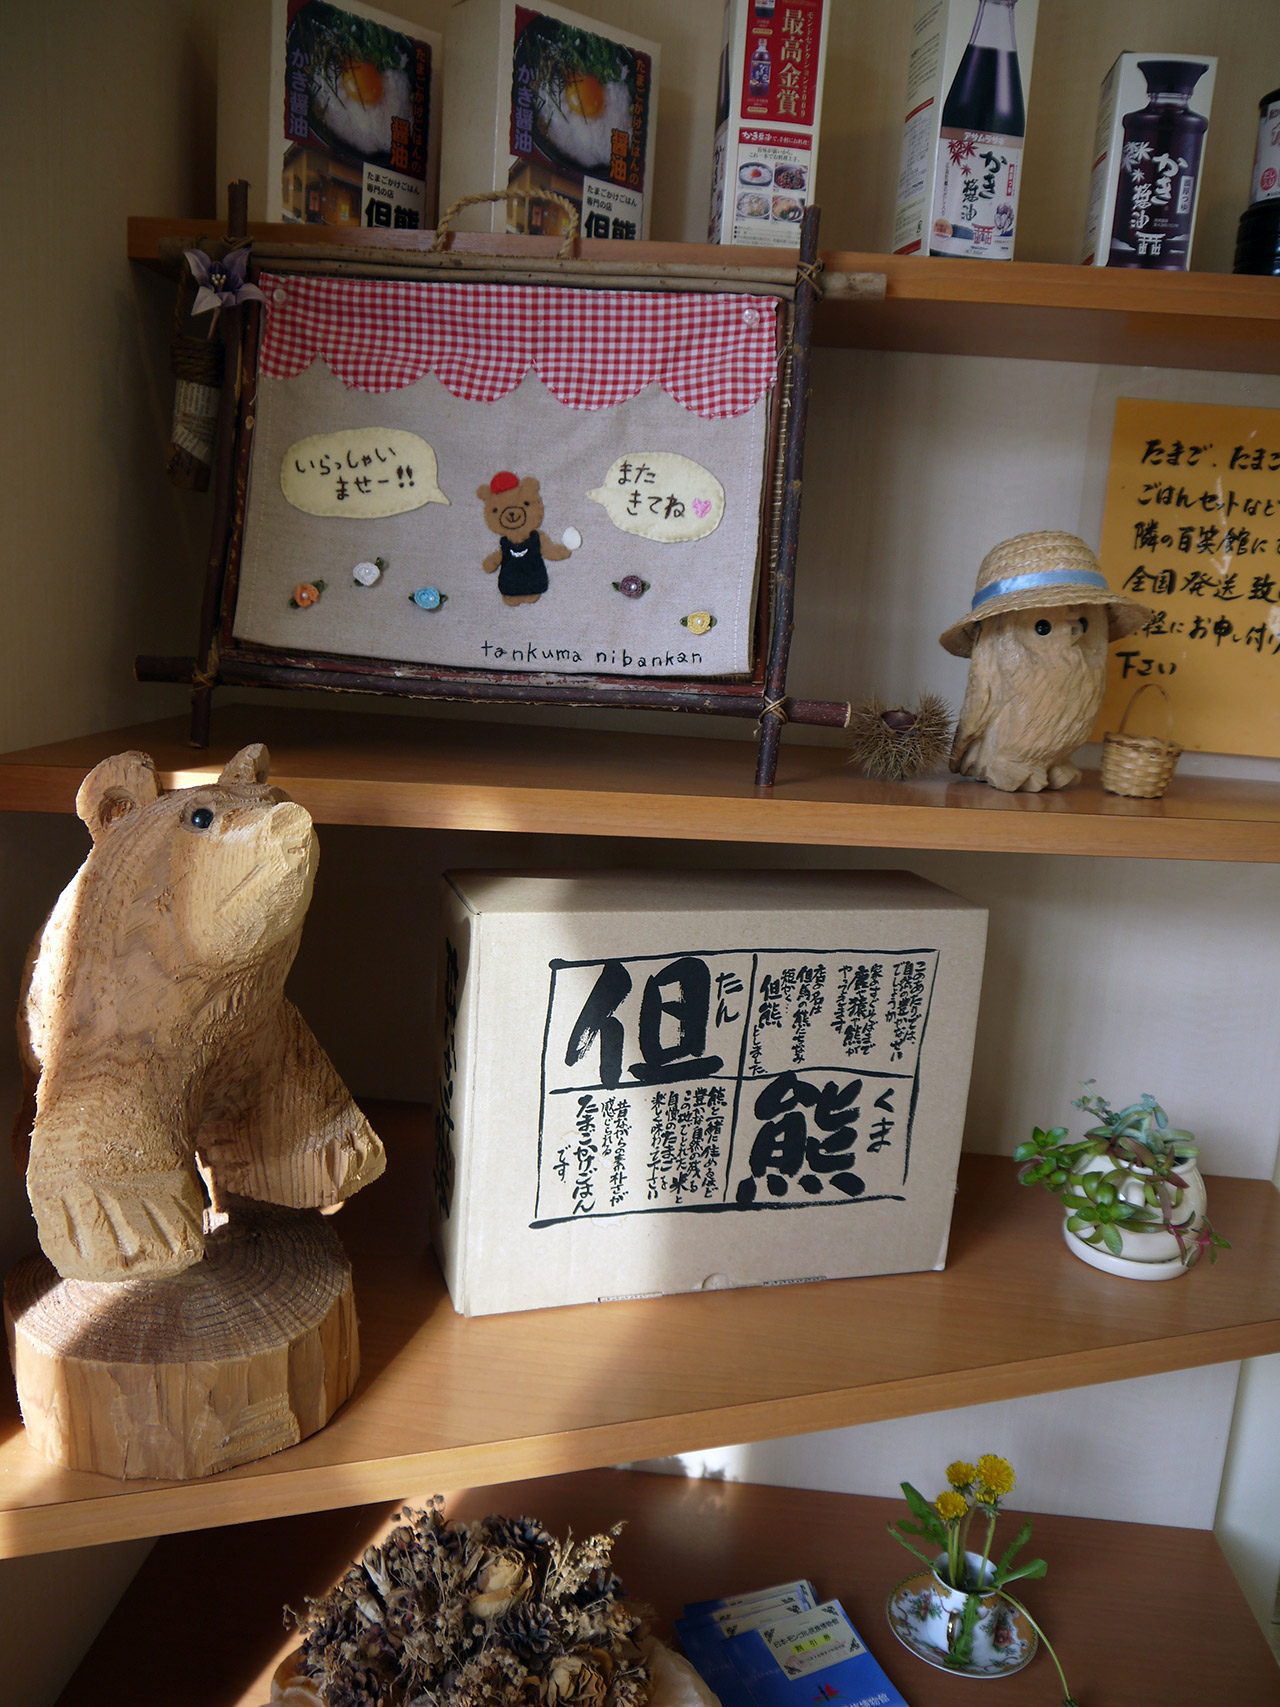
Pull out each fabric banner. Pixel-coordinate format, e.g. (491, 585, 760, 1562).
(234, 277, 778, 679)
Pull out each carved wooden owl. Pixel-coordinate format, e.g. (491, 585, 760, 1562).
(950, 604, 1109, 792)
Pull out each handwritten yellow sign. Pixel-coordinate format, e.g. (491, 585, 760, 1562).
(1093, 399, 1280, 757)
(587, 452, 724, 543)
(281, 429, 448, 517)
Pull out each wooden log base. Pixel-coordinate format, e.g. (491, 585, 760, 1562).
(3, 1204, 358, 1481)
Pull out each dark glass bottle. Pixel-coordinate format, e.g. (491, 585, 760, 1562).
(1108, 60, 1211, 269)
(1234, 88, 1280, 276)
(930, 0, 1026, 260)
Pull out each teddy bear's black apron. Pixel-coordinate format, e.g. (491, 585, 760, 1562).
(498, 534, 549, 598)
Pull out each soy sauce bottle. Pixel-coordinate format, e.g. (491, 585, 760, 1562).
(1108, 60, 1211, 269)
(930, 0, 1026, 260)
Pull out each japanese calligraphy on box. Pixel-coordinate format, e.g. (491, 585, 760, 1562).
(1093, 398, 1280, 757)
(430, 869, 987, 1316)
(232, 274, 779, 679)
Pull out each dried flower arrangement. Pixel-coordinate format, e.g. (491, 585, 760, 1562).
(286, 1499, 652, 1707)
(845, 694, 953, 782)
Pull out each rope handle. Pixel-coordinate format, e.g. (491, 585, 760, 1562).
(432, 189, 580, 258)
(1116, 681, 1175, 743)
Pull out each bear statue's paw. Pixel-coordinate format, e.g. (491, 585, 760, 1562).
(320, 1125, 386, 1200)
(34, 1167, 207, 1282)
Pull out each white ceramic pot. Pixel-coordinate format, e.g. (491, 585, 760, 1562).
(1062, 1153, 1207, 1280)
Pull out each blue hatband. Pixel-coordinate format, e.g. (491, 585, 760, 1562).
(972, 568, 1109, 610)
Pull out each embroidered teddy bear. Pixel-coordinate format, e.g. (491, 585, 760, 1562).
(476, 471, 575, 606)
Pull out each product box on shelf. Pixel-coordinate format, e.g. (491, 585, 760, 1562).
(1081, 52, 1217, 269)
(891, 0, 1040, 260)
(430, 869, 988, 1316)
(217, 0, 442, 230)
(707, 0, 829, 248)
(440, 0, 659, 241)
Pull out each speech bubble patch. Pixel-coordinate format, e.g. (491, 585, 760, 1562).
(282, 430, 449, 517)
(587, 452, 724, 543)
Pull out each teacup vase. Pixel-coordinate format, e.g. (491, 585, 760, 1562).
(886, 1552, 1036, 1678)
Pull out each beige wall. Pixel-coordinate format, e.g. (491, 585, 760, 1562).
(2, 2, 1280, 1700)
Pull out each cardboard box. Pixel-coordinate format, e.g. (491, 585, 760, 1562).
(440, 1, 659, 241)
(891, 0, 1040, 259)
(431, 870, 988, 1316)
(1081, 52, 1216, 269)
(707, 0, 829, 249)
(217, 0, 442, 231)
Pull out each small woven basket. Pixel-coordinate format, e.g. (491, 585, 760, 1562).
(1101, 683, 1182, 798)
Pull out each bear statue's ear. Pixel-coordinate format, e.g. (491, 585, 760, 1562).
(519, 477, 540, 498)
(75, 751, 162, 842)
(475, 483, 493, 501)
(218, 743, 271, 786)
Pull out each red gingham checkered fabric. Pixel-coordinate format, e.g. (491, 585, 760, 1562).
(257, 274, 779, 418)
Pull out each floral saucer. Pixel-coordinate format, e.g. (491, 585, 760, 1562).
(885, 1571, 1038, 1679)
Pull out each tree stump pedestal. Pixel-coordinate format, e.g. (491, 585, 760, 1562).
(4, 1204, 358, 1480)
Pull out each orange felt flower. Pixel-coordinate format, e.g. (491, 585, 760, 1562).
(292, 582, 321, 608)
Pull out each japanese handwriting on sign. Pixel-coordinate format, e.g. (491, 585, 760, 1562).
(564, 955, 726, 1088)
(281, 429, 448, 518)
(587, 450, 724, 543)
(535, 947, 938, 1227)
(1095, 399, 1280, 758)
(735, 1073, 892, 1205)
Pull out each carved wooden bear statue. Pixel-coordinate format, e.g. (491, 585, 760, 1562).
(476, 470, 573, 605)
(13, 743, 385, 1282)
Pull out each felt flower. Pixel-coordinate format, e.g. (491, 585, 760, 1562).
(615, 575, 647, 599)
(411, 586, 444, 610)
(946, 1460, 976, 1489)
(934, 1490, 967, 1523)
(683, 611, 715, 635)
(353, 558, 386, 587)
(184, 246, 266, 316)
(290, 581, 324, 608)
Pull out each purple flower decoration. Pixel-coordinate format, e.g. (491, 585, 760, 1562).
(184, 247, 266, 317)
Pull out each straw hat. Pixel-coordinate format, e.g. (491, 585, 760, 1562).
(939, 531, 1152, 658)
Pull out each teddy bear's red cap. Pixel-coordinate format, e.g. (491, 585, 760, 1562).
(488, 470, 519, 494)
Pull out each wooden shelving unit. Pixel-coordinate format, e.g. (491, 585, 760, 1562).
(4, 707, 1280, 860)
(3, 1104, 1278, 1560)
(21, 212, 1270, 1696)
(54, 1468, 1280, 1707)
(126, 217, 1280, 374)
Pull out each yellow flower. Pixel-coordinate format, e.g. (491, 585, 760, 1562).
(976, 1455, 1015, 1497)
(934, 1490, 967, 1522)
(946, 1460, 976, 1489)
(684, 610, 714, 635)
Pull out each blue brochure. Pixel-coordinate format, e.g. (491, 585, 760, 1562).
(722, 1600, 909, 1707)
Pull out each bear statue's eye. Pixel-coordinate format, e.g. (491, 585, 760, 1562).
(189, 807, 214, 830)
(1034, 619, 1052, 636)
(1079, 615, 1089, 632)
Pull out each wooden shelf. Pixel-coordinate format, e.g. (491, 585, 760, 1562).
(55, 1467, 1280, 1706)
(4, 708, 1280, 861)
(127, 218, 1280, 373)
(3, 1104, 1278, 1560)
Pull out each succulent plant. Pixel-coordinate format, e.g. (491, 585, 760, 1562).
(1015, 1086, 1229, 1266)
